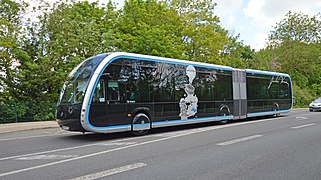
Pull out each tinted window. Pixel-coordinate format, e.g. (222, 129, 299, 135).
(105, 58, 234, 103)
(104, 61, 126, 103)
(247, 75, 270, 100)
(107, 80, 120, 101)
(93, 79, 106, 103)
(153, 62, 177, 102)
(214, 73, 233, 101)
(138, 61, 155, 102)
(247, 74, 291, 100)
(58, 54, 108, 105)
(194, 70, 216, 101)
(105, 58, 157, 103)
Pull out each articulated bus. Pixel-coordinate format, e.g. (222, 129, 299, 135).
(56, 52, 292, 135)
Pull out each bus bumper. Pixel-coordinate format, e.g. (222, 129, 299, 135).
(56, 118, 86, 132)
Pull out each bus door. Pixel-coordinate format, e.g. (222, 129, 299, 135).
(90, 78, 108, 127)
(105, 79, 128, 125)
(232, 69, 247, 119)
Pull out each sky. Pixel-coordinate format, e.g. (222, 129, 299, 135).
(28, 0, 321, 50)
(213, 0, 321, 50)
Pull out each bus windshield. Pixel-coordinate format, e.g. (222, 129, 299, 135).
(58, 54, 108, 105)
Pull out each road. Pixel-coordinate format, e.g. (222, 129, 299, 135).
(0, 109, 320, 180)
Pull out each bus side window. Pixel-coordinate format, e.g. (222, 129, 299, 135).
(107, 80, 120, 102)
(93, 79, 106, 103)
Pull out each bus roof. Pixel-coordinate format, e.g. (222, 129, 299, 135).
(94, 52, 290, 77)
(107, 52, 233, 71)
(245, 69, 290, 77)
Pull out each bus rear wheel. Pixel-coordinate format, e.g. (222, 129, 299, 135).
(131, 113, 150, 136)
(219, 107, 230, 124)
(272, 104, 280, 117)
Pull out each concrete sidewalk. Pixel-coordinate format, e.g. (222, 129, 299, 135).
(0, 121, 59, 134)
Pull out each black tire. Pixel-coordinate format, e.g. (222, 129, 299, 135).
(272, 104, 279, 117)
(219, 107, 230, 124)
(131, 113, 150, 136)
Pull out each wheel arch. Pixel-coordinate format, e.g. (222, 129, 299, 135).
(219, 104, 231, 115)
(130, 107, 152, 135)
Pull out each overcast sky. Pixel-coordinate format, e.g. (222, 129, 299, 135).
(29, 0, 321, 50)
(214, 0, 321, 50)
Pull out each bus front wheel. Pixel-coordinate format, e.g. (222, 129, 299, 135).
(131, 113, 150, 136)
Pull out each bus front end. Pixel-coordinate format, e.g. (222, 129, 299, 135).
(56, 101, 84, 132)
(56, 54, 108, 132)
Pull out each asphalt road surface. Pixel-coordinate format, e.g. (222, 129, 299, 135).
(0, 109, 320, 180)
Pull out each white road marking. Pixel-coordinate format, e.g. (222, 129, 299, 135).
(98, 142, 137, 146)
(0, 113, 313, 178)
(0, 127, 264, 178)
(0, 143, 101, 161)
(0, 140, 137, 162)
(291, 123, 316, 129)
(216, 135, 263, 146)
(69, 163, 146, 180)
(295, 117, 308, 121)
(0, 132, 70, 142)
(0, 136, 175, 178)
(16, 155, 78, 160)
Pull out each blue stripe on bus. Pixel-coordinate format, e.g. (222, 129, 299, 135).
(247, 110, 291, 116)
(133, 124, 150, 127)
(85, 115, 234, 131)
(152, 116, 233, 126)
(86, 124, 131, 131)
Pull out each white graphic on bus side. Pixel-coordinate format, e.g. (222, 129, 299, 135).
(179, 65, 198, 120)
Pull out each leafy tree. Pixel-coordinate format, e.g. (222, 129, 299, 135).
(256, 41, 321, 106)
(0, 0, 31, 122)
(256, 11, 321, 106)
(269, 11, 321, 45)
(19, 0, 118, 111)
(169, 0, 229, 64)
(118, 0, 184, 58)
(0, 0, 28, 99)
(222, 34, 255, 68)
(4, 0, 119, 121)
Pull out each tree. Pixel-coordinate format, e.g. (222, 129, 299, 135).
(0, 0, 32, 122)
(17, 0, 118, 120)
(118, 0, 185, 58)
(221, 34, 255, 68)
(0, 0, 28, 99)
(21, 0, 118, 97)
(256, 11, 321, 106)
(269, 11, 321, 45)
(170, 0, 229, 64)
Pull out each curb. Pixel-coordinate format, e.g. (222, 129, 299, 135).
(292, 108, 308, 111)
(0, 121, 59, 134)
